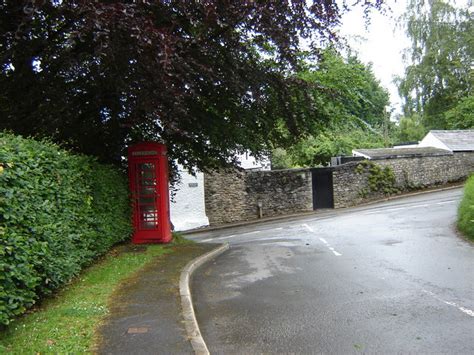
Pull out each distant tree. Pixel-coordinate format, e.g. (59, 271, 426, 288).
(271, 49, 390, 167)
(397, 0, 473, 129)
(287, 125, 387, 167)
(445, 96, 474, 129)
(271, 148, 296, 170)
(299, 49, 390, 128)
(0, 1, 385, 170)
(396, 113, 426, 142)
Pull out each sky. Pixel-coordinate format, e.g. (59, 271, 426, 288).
(339, 0, 411, 117)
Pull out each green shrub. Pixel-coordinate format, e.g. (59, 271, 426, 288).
(355, 161, 399, 197)
(458, 175, 474, 241)
(0, 133, 131, 326)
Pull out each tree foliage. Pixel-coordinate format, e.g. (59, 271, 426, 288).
(272, 125, 387, 168)
(0, 0, 385, 170)
(300, 49, 390, 127)
(272, 49, 390, 168)
(445, 95, 474, 129)
(396, 113, 427, 142)
(397, 0, 473, 129)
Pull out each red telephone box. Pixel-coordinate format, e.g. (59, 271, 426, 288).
(128, 142, 172, 244)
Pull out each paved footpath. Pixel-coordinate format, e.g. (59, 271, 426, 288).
(95, 243, 215, 355)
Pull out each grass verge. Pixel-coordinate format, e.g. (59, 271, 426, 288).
(458, 175, 474, 241)
(0, 234, 191, 353)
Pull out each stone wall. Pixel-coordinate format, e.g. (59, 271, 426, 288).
(204, 169, 247, 225)
(205, 168, 312, 225)
(204, 152, 474, 225)
(333, 152, 474, 208)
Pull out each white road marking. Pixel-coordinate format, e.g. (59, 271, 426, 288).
(459, 307, 474, 317)
(365, 200, 456, 215)
(378, 207, 409, 213)
(200, 234, 237, 242)
(200, 227, 284, 243)
(365, 203, 430, 214)
(328, 247, 342, 256)
(435, 200, 457, 205)
(303, 223, 314, 233)
(241, 230, 261, 236)
(247, 236, 289, 242)
(422, 290, 474, 317)
(258, 242, 299, 247)
(200, 230, 262, 242)
(217, 234, 237, 240)
(304, 224, 342, 256)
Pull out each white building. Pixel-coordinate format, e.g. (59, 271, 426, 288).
(170, 152, 270, 231)
(237, 151, 271, 170)
(418, 130, 474, 152)
(393, 142, 419, 149)
(352, 130, 474, 160)
(170, 166, 209, 232)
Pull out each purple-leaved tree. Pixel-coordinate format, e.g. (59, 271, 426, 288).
(0, 0, 385, 169)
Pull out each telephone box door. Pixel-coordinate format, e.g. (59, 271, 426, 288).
(128, 143, 171, 244)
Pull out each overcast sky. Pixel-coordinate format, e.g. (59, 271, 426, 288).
(339, 0, 410, 117)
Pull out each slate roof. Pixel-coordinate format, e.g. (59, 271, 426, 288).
(352, 147, 452, 160)
(429, 130, 474, 151)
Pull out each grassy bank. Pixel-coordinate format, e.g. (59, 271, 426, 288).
(458, 175, 474, 241)
(0, 243, 175, 353)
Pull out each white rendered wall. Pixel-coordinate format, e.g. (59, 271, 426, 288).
(352, 150, 371, 159)
(170, 167, 209, 231)
(236, 152, 271, 170)
(170, 152, 268, 231)
(419, 132, 450, 151)
(393, 144, 419, 149)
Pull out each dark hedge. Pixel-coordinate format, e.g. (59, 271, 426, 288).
(458, 175, 474, 241)
(0, 133, 131, 326)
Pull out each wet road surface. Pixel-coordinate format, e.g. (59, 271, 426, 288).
(189, 189, 474, 353)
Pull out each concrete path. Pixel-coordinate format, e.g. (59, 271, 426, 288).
(95, 243, 216, 355)
(189, 188, 474, 353)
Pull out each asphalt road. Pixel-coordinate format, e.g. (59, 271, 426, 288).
(189, 189, 474, 354)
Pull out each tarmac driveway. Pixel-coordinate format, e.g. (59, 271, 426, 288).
(189, 189, 474, 353)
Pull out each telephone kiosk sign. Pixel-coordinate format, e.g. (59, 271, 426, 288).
(128, 142, 172, 244)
